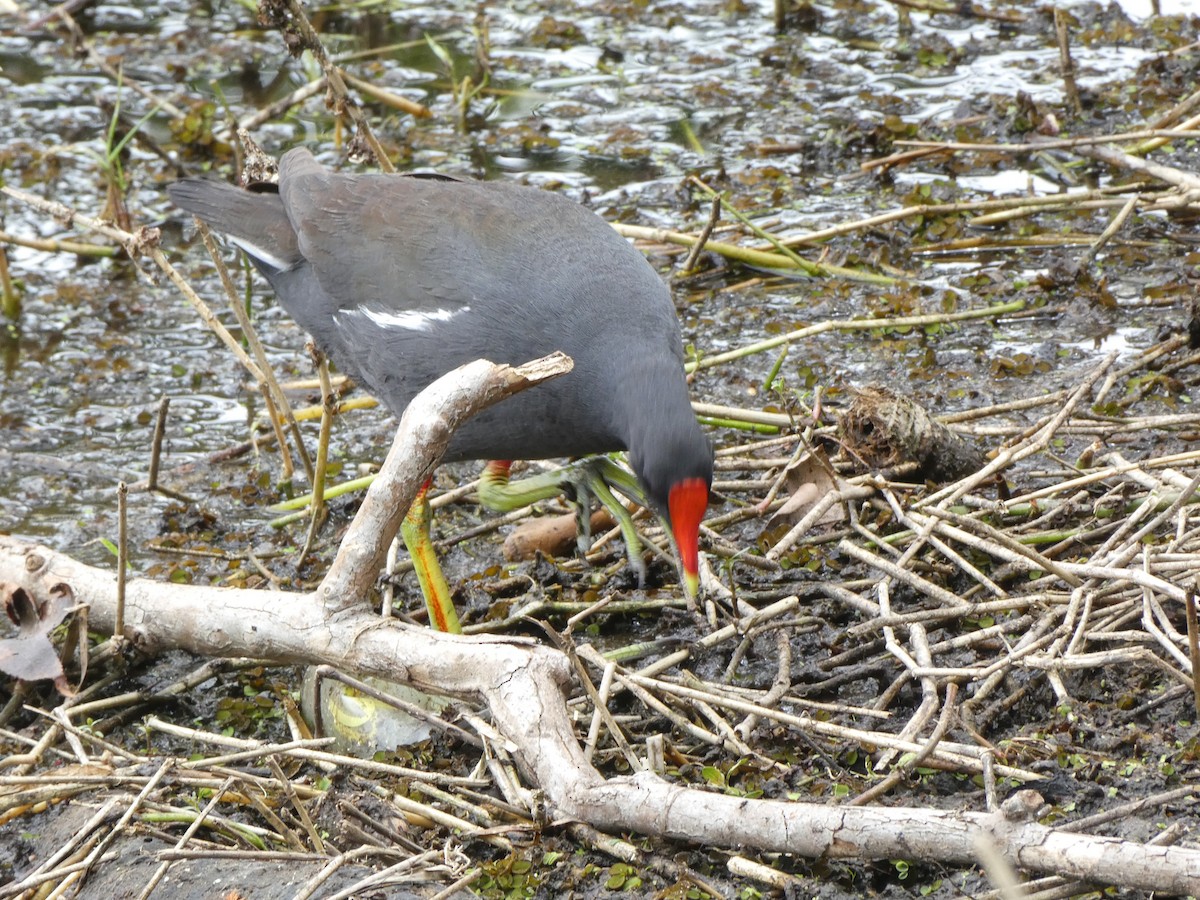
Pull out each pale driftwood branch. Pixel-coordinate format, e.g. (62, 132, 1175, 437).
(3, 366, 1200, 892)
(3, 538, 1200, 891)
(319, 353, 574, 603)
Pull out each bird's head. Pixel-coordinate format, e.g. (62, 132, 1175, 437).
(631, 430, 713, 599)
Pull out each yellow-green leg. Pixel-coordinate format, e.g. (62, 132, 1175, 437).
(401, 478, 462, 634)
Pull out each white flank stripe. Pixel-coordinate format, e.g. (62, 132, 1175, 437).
(339, 305, 471, 333)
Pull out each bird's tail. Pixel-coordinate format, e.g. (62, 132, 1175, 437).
(167, 179, 301, 275)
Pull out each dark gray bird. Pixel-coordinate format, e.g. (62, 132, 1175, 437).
(168, 147, 712, 604)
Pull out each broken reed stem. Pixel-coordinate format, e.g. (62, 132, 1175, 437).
(893, 129, 1200, 154)
(0, 244, 16, 319)
(689, 299, 1025, 372)
(679, 193, 721, 274)
(278, 0, 394, 171)
(0, 229, 117, 259)
(687, 175, 830, 278)
(1186, 585, 1200, 717)
(299, 345, 334, 562)
(339, 69, 432, 119)
(115, 481, 127, 638)
(195, 218, 311, 482)
(615, 221, 894, 282)
(147, 397, 169, 491)
(1054, 7, 1082, 116)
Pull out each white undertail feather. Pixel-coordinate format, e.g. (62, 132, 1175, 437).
(228, 236, 297, 273)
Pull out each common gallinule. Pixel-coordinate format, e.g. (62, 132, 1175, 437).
(169, 147, 713, 631)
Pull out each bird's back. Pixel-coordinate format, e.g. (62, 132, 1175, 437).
(169, 149, 690, 464)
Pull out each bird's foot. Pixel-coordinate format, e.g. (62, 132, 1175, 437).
(479, 457, 652, 587)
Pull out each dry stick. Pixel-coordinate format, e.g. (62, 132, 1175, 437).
(582, 659, 617, 764)
(429, 869, 485, 900)
(728, 855, 802, 890)
(0, 244, 16, 319)
(473, 732, 535, 818)
(1187, 584, 1200, 716)
(320, 854, 453, 900)
(1146, 85, 1200, 129)
(339, 69, 432, 119)
(299, 346, 335, 562)
(876, 588, 940, 770)
(572, 645, 645, 772)
(278, 0, 394, 171)
(1130, 111, 1200, 156)
(1083, 193, 1139, 265)
(693, 300, 1024, 372)
(412, 777, 496, 830)
(680, 194, 722, 273)
(918, 351, 1116, 511)
(0, 228, 116, 259)
(197, 221, 310, 481)
(785, 184, 1152, 247)
(258, 381, 296, 480)
(839, 540, 970, 610)
(894, 129, 1200, 154)
(115, 481, 127, 639)
(861, 144, 953, 173)
(583, 667, 614, 763)
(916, 233, 1156, 254)
(134, 776, 238, 900)
(692, 697, 759, 759)
(1142, 571, 1193, 673)
(237, 75, 328, 133)
(734, 627, 792, 741)
(851, 683, 959, 807)
(967, 194, 1159, 228)
(1054, 8, 1082, 116)
(1074, 141, 1200, 193)
(338, 801, 424, 852)
(147, 397, 169, 493)
(768, 484, 873, 560)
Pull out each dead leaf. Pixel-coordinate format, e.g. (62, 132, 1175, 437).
(767, 450, 847, 528)
(0, 582, 76, 685)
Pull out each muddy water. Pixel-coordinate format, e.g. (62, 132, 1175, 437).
(1, 0, 1195, 568)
